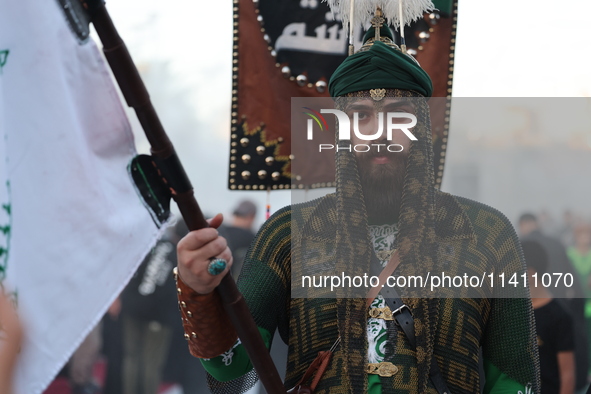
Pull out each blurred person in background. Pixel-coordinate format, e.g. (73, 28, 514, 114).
(523, 239, 575, 394)
(519, 213, 581, 300)
(568, 222, 591, 307)
(120, 231, 179, 394)
(101, 297, 124, 394)
(539, 210, 559, 238)
(559, 210, 577, 248)
(68, 327, 102, 394)
(568, 222, 591, 388)
(520, 213, 589, 392)
(218, 200, 258, 278)
(0, 291, 22, 394)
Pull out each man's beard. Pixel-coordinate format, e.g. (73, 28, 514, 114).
(357, 149, 407, 225)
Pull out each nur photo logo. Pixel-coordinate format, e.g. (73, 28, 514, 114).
(304, 107, 418, 152)
(303, 107, 329, 138)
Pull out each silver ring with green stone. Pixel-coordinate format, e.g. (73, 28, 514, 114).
(207, 258, 227, 276)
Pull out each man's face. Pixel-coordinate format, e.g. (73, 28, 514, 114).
(575, 227, 591, 248)
(518, 220, 538, 237)
(343, 97, 416, 223)
(345, 98, 415, 184)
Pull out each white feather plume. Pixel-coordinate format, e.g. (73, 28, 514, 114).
(325, 0, 434, 34)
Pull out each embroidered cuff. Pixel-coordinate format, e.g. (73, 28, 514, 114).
(174, 267, 238, 358)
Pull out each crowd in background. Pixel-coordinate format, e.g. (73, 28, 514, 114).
(519, 210, 591, 394)
(16, 206, 591, 394)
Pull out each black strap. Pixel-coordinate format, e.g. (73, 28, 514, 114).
(380, 289, 451, 394)
(428, 359, 450, 394)
(380, 290, 416, 347)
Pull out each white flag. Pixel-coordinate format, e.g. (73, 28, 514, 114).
(0, 1, 168, 393)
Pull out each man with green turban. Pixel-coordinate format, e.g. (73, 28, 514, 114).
(174, 26, 540, 394)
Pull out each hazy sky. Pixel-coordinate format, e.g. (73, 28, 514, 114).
(94, 0, 591, 226)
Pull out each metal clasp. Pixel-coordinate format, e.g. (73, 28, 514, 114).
(391, 304, 411, 316)
(366, 362, 399, 377)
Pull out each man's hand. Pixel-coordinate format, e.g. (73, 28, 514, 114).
(0, 292, 23, 394)
(177, 213, 233, 294)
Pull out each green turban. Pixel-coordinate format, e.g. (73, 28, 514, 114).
(329, 40, 433, 97)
